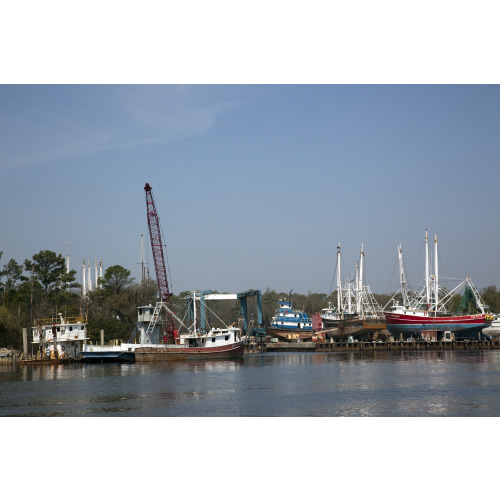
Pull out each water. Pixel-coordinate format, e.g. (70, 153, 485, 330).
(1, 350, 500, 417)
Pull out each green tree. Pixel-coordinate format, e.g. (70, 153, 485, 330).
(0, 305, 21, 349)
(481, 286, 500, 313)
(86, 265, 135, 343)
(99, 265, 134, 294)
(24, 250, 77, 297)
(1, 258, 25, 299)
(0, 251, 3, 295)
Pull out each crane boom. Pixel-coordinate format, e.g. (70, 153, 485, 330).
(144, 182, 176, 341)
(144, 183, 171, 301)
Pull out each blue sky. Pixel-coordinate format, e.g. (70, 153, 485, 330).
(1, 84, 499, 295)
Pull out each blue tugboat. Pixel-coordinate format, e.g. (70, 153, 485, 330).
(266, 298, 313, 341)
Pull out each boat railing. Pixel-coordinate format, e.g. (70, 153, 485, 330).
(82, 345, 127, 352)
(33, 316, 87, 326)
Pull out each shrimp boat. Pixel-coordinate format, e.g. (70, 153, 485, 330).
(134, 291, 246, 361)
(21, 314, 90, 364)
(266, 296, 314, 341)
(321, 244, 386, 341)
(384, 231, 493, 340)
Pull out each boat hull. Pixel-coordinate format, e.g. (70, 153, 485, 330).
(384, 312, 492, 339)
(80, 351, 135, 363)
(265, 327, 314, 342)
(322, 319, 387, 341)
(321, 319, 342, 330)
(134, 340, 246, 362)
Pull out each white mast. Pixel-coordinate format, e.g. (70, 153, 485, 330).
(66, 255, 70, 274)
(82, 259, 86, 296)
(359, 243, 364, 292)
(434, 234, 439, 312)
(336, 243, 343, 314)
(87, 260, 93, 292)
(94, 258, 98, 289)
(99, 257, 103, 289)
(425, 229, 430, 309)
(193, 292, 197, 334)
(398, 244, 409, 307)
(355, 260, 360, 314)
(355, 260, 359, 294)
(358, 243, 365, 316)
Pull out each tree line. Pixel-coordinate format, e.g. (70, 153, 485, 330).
(2, 249, 500, 349)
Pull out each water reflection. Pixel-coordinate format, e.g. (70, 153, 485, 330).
(1, 350, 500, 416)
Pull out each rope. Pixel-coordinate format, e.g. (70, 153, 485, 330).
(202, 300, 231, 329)
(384, 256, 398, 295)
(328, 259, 337, 295)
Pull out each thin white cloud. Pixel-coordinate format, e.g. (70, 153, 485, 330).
(0, 85, 255, 172)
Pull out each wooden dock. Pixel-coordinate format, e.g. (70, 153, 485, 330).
(245, 339, 500, 353)
(17, 355, 83, 366)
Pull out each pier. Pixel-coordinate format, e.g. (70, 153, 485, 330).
(245, 339, 500, 353)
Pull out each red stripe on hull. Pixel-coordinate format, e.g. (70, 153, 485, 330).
(384, 312, 490, 327)
(135, 341, 245, 362)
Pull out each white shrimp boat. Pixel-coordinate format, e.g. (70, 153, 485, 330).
(134, 291, 246, 361)
(30, 314, 89, 359)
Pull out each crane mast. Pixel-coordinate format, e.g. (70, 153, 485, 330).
(144, 182, 176, 341)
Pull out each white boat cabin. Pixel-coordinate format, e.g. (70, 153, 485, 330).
(386, 301, 428, 317)
(31, 315, 89, 358)
(180, 327, 242, 348)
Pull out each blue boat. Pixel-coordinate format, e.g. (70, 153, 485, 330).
(266, 299, 313, 341)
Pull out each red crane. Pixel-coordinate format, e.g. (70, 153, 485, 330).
(144, 182, 176, 341)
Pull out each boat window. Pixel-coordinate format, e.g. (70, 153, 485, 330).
(212, 338, 216, 343)
(225, 336, 229, 341)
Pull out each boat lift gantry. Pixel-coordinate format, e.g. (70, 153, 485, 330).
(185, 289, 265, 337)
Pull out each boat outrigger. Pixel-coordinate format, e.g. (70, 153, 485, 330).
(321, 243, 386, 341)
(134, 291, 246, 361)
(384, 231, 493, 340)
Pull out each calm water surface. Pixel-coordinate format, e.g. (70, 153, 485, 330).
(1, 350, 500, 417)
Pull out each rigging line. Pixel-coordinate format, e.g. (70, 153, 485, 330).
(328, 259, 338, 296)
(437, 245, 447, 282)
(407, 239, 425, 286)
(340, 254, 353, 282)
(177, 307, 190, 333)
(162, 302, 189, 331)
(384, 256, 398, 295)
(202, 300, 231, 328)
(382, 291, 399, 311)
